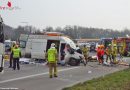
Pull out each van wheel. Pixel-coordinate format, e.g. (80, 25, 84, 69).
(68, 58, 78, 66)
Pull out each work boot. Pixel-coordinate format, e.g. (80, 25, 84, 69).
(84, 63, 86, 66)
(8, 66, 12, 68)
(50, 75, 53, 78)
(54, 74, 58, 78)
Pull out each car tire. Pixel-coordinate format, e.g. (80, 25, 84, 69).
(68, 57, 78, 66)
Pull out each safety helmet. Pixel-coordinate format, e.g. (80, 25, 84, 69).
(97, 45, 101, 49)
(113, 44, 117, 47)
(108, 44, 111, 46)
(51, 43, 55, 47)
(101, 45, 104, 48)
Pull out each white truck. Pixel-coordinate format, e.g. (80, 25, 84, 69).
(0, 15, 4, 72)
(20, 32, 85, 66)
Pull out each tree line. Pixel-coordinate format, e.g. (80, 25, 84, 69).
(4, 24, 130, 40)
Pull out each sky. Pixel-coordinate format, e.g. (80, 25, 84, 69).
(0, 0, 130, 30)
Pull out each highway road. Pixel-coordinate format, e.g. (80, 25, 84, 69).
(0, 55, 129, 90)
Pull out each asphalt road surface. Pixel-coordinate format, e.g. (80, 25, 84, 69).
(0, 54, 129, 90)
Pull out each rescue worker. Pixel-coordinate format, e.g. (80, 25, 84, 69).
(118, 45, 124, 61)
(9, 42, 15, 68)
(112, 44, 117, 63)
(100, 45, 105, 64)
(12, 44, 21, 70)
(47, 43, 58, 78)
(82, 44, 89, 63)
(97, 45, 102, 64)
(105, 44, 112, 63)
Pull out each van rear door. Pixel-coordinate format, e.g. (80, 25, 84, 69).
(31, 39, 47, 60)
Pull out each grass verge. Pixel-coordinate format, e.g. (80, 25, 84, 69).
(63, 68, 130, 90)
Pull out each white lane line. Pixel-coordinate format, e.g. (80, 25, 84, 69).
(0, 67, 79, 84)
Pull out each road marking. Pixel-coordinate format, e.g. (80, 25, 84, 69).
(0, 67, 79, 84)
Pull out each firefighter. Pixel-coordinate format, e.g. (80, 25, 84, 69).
(12, 44, 21, 70)
(105, 44, 112, 63)
(47, 43, 58, 78)
(82, 44, 89, 63)
(9, 42, 15, 68)
(118, 45, 124, 61)
(112, 44, 117, 63)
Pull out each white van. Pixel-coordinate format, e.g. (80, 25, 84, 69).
(22, 32, 85, 66)
(28, 33, 76, 60)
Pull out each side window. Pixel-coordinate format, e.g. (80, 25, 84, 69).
(20, 41, 26, 48)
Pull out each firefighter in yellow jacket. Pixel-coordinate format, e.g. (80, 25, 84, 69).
(9, 42, 15, 68)
(112, 44, 117, 63)
(105, 44, 112, 62)
(82, 45, 89, 63)
(118, 45, 124, 60)
(12, 44, 21, 70)
(47, 43, 58, 78)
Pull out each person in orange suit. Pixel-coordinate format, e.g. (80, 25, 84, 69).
(100, 45, 105, 64)
(97, 45, 102, 64)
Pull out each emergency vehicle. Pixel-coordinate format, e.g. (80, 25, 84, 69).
(0, 16, 4, 72)
(115, 37, 130, 56)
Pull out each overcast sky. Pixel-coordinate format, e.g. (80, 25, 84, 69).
(0, 0, 130, 30)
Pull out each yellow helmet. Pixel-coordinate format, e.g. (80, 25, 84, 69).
(113, 44, 117, 47)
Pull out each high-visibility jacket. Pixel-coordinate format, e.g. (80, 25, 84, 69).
(13, 48, 21, 58)
(47, 48, 57, 63)
(112, 47, 117, 56)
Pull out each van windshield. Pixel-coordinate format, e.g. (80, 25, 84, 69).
(61, 37, 76, 49)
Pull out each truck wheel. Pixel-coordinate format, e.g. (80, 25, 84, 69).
(68, 58, 78, 66)
(124, 51, 128, 56)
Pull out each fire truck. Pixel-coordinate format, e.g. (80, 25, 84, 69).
(116, 37, 130, 56)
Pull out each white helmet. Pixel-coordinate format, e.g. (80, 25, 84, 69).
(51, 43, 55, 47)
